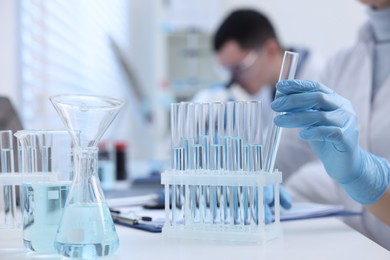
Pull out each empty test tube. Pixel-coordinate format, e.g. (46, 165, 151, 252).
(263, 51, 299, 174)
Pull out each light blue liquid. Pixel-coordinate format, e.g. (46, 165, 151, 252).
(54, 203, 119, 258)
(21, 182, 70, 253)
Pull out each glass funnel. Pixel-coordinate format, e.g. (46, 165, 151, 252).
(50, 94, 124, 258)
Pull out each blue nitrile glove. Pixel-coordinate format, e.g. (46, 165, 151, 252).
(271, 80, 390, 205)
(264, 185, 292, 223)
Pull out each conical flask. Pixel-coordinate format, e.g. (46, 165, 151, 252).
(50, 94, 124, 258)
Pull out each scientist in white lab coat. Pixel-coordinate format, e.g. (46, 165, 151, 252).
(193, 9, 324, 133)
(274, 0, 390, 250)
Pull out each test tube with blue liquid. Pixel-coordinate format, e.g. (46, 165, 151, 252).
(184, 103, 196, 224)
(241, 102, 253, 225)
(225, 102, 241, 224)
(248, 101, 263, 225)
(170, 103, 183, 225)
(0, 130, 17, 229)
(233, 102, 246, 225)
(193, 103, 209, 224)
(223, 102, 233, 224)
(208, 102, 224, 224)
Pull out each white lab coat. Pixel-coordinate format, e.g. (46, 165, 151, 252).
(279, 24, 390, 250)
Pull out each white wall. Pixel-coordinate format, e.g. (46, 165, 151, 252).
(0, 0, 19, 108)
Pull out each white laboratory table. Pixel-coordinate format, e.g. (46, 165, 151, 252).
(1, 217, 389, 260)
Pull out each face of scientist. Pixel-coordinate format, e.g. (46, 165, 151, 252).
(359, 0, 390, 9)
(217, 39, 282, 95)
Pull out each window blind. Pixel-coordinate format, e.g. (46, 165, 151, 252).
(19, 0, 130, 129)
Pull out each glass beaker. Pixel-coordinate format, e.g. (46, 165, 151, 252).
(15, 130, 74, 254)
(50, 94, 123, 258)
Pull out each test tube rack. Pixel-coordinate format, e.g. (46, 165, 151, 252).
(165, 101, 283, 242)
(161, 169, 282, 243)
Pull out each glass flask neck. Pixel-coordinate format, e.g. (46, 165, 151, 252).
(70, 147, 105, 204)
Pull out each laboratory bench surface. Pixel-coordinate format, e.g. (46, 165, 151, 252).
(1, 217, 389, 260)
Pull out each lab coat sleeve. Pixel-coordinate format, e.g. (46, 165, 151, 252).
(284, 160, 341, 205)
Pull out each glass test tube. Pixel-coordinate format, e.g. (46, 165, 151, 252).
(233, 102, 244, 171)
(248, 101, 263, 225)
(224, 102, 234, 225)
(0, 130, 17, 228)
(249, 101, 263, 172)
(240, 101, 262, 225)
(171, 103, 182, 171)
(236, 102, 246, 225)
(209, 102, 224, 224)
(241, 102, 250, 225)
(209, 103, 224, 171)
(231, 102, 244, 224)
(194, 103, 209, 224)
(179, 102, 191, 225)
(185, 103, 196, 224)
(263, 51, 299, 174)
(170, 103, 182, 225)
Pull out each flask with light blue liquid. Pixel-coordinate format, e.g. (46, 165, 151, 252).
(50, 94, 123, 258)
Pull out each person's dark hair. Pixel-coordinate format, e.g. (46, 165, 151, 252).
(213, 9, 278, 52)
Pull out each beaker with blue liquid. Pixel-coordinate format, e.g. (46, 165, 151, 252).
(15, 130, 74, 254)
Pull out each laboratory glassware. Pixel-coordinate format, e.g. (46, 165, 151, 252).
(193, 103, 209, 223)
(0, 130, 17, 229)
(162, 100, 283, 243)
(15, 130, 73, 254)
(170, 102, 186, 225)
(50, 94, 123, 258)
(209, 102, 224, 224)
(263, 51, 299, 173)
